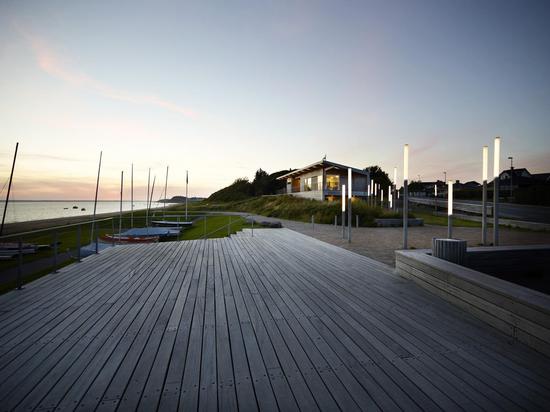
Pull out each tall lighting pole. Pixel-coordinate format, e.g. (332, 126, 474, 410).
(508, 156, 514, 198)
(482, 146, 488, 245)
(447, 180, 453, 238)
(347, 168, 352, 243)
(493, 137, 501, 246)
(341, 184, 346, 239)
(403, 144, 409, 249)
(393, 167, 397, 211)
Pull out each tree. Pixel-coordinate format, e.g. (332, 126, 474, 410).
(365, 165, 392, 188)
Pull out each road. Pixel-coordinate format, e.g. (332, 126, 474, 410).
(410, 197, 550, 224)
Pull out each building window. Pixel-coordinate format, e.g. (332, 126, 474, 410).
(326, 175, 340, 190)
(303, 176, 321, 191)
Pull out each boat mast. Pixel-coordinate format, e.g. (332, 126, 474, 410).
(185, 170, 188, 221)
(90, 151, 102, 244)
(145, 168, 151, 227)
(130, 163, 134, 228)
(148, 175, 156, 222)
(0, 142, 19, 236)
(163, 165, 169, 219)
(119, 170, 123, 242)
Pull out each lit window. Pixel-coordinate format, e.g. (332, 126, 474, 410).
(326, 175, 340, 190)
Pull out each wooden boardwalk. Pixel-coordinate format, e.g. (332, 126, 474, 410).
(1, 228, 550, 411)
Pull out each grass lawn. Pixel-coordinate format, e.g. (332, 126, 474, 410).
(180, 215, 256, 240)
(412, 210, 483, 227)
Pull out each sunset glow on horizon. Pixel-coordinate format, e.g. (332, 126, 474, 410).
(1, 1, 549, 200)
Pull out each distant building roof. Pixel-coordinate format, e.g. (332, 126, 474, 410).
(533, 173, 550, 182)
(278, 159, 369, 180)
(499, 168, 532, 179)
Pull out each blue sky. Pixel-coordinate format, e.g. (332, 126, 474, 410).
(0, 0, 549, 199)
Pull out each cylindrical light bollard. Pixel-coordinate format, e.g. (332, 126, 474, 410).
(342, 184, 346, 239)
(348, 168, 352, 243)
(482, 145, 488, 245)
(493, 137, 500, 245)
(447, 180, 453, 239)
(403, 144, 409, 249)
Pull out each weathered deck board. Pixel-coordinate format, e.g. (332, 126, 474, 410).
(1, 228, 550, 411)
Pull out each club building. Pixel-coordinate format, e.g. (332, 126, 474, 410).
(278, 159, 371, 201)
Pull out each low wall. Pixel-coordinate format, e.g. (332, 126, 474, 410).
(374, 218, 423, 227)
(395, 246, 550, 357)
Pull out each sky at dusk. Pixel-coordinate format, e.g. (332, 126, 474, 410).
(1, 0, 549, 200)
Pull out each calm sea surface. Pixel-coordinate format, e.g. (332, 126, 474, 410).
(0, 201, 175, 224)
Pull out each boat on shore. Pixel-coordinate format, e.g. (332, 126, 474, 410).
(151, 220, 193, 228)
(100, 234, 159, 244)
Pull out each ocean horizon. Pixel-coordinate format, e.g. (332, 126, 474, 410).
(0, 200, 176, 224)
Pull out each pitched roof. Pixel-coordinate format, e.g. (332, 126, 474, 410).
(277, 160, 369, 179)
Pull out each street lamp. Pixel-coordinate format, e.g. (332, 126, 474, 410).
(347, 168, 352, 243)
(403, 144, 409, 249)
(434, 184, 438, 213)
(493, 137, 501, 246)
(393, 167, 397, 211)
(508, 156, 514, 198)
(447, 180, 453, 238)
(342, 184, 346, 239)
(482, 146, 488, 245)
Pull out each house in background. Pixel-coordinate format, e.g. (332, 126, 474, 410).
(277, 159, 370, 201)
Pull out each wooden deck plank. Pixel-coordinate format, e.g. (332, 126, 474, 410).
(222, 238, 289, 411)
(264, 230, 550, 406)
(2, 241, 172, 408)
(53, 242, 186, 411)
(217, 240, 263, 412)
(0, 244, 162, 372)
(109, 242, 197, 411)
(238, 236, 429, 411)
(263, 230, 550, 409)
(156, 240, 205, 411)
(226, 237, 329, 411)
(0, 243, 175, 410)
(178, 239, 208, 410)
(135, 240, 200, 411)
(1, 228, 550, 412)
(212, 239, 239, 411)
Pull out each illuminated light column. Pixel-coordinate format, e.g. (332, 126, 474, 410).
(434, 184, 438, 213)
(388, 185, 392, 209)
(482, 145, 488, 245)
(393, 167, 397, 211)
(342, 184, 346, 239)
(447, 180, 453, 238)
(348, 168, 352, 243)
(403, 144, 409, 249)
(381, 189, 384, 207)
(493, 137, 501, 245)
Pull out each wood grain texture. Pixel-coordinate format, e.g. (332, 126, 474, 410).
(0, 229, 549, 411)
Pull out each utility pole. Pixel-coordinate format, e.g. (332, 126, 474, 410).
(508, 156, 514, 198)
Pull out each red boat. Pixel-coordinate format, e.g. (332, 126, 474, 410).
(100, 234, 159, 244)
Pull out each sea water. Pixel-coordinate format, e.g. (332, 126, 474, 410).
(0, 201, 175, 224)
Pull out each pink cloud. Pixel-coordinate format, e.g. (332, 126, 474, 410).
(16, 23, 197, 118)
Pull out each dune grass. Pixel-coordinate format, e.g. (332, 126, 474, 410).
(181, 195, 403, 227)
